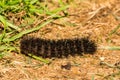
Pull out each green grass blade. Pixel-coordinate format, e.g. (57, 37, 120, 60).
(7, 22, 21, 31)
(46, 5, 69, 15)
(91, 75, 95, 80)
(3, 19, 54, 42)
(109, 25, 120, 36)
(0, 15, 8, 42)
(0, 45, 16, 51)
(29, 8, 44, 14)
(28, 53, 50, 64)
(30, 0, 38, 4)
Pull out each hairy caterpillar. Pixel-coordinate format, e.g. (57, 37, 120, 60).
(20, 36, 97, 58)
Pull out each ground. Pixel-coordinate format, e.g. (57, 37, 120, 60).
(0, 0, 120, 80)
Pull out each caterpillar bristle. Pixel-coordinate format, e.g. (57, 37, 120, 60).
(20, 36, 97, 58)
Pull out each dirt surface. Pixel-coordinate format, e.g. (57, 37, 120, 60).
(0, 0, 120, 80)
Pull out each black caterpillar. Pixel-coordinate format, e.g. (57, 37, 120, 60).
(20, 36, 97, 58)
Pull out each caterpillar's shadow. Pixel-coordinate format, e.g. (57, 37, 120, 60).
(20, 36, 97, 58)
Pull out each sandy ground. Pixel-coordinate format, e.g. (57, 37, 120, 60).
(0, 0, 120, 80)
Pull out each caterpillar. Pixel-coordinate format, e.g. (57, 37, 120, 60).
(20, 36, 97, 58)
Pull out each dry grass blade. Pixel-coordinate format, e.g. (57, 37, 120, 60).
(86, 6, 106, 21)
(99, 46, 120, 50)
